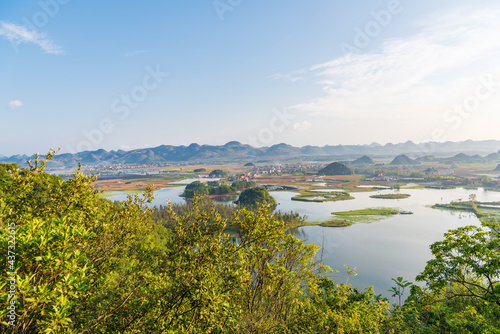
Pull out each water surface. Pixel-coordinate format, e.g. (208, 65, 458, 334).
(106, 186, 500, 300)
(278, 187, 500, 299)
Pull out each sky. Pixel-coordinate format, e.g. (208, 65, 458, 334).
(1, 0, 500, 156)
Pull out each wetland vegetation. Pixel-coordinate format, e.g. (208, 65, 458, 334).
(291, 190, 354, 202)
(369, 193, 411, 199)
(433, 197, 500, 224)
(318, 219, 352, 227)
(332, 208, 401, 216)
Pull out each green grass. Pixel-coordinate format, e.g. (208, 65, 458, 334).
(331, 208, 399, 216)
(369, 193, 411, 199)
(319, 220, 352, 227)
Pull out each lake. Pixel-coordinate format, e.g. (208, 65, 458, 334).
(105, 186, 500, 300)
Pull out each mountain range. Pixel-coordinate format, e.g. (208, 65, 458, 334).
(2, 140, 500, 169)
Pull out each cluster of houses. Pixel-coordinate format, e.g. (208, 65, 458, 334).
(250, 163, 324, 176)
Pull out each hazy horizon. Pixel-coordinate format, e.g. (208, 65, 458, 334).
(3, 138, 500, 158)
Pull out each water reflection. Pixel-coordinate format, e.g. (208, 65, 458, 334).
(213, 196, 238, 203)
(286, 226, 306, 238)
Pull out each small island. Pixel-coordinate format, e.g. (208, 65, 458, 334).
(329, 207, 411, 224)
(369, 193, 411, 199)
(319, 219, 352, 227)
(332, 208, 400, 216)
(292, 190, 354, 203)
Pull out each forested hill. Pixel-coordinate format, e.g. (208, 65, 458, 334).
(2, 139, 500, 167)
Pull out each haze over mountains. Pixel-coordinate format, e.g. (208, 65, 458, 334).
(2, 140, 500, 168)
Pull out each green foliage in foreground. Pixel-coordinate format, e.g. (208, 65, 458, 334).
(0, 163, 17, 188)
(150, 199, 307, 234)
(408, 221, 500, 333)
(1, 152, 500, 333)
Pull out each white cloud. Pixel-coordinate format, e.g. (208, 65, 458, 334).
(0, 21, 65, 55)
(125, 50, 149, 57)
(290, 9, 500, 124)
(293, 121, 311, 131)
(8, 100, 23, 109)
(269, 70, 305, 83)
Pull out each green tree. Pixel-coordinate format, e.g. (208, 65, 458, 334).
(416, 222, 500, 307)
(182, 180, 208, 198)
(209, 169, 228, 178)
(208, 184, 234, 195)
(297, 269, 398, 333)
(231, 206, 326, 332)
(0, 163, 18, 188)
(388, 277, 412, 308)
(235, 187, 277, 211)
(0, 150, 156, 332)
(481, 175, 494, 187)
(408, 221, 500, 332)
(231, 180, 255, 190)
(0, 152, 331, 332)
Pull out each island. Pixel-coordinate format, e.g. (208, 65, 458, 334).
(319, 219, 352, 227)
(291, 190, 354, 203)
(369, 193, 411, 199)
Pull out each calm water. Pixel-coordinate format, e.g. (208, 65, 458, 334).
(274, 187, 500, 299)
(105, 186, 236, 205)
(106, 186, 500, 300)
(106, 186, 187, 205)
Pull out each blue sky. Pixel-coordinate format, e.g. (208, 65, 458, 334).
(1, 0, 500, 155)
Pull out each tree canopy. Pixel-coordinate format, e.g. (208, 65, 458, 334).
(209, 169, 228, 178)
(235, 186, 277, 211)
(182, 180, 209, 198)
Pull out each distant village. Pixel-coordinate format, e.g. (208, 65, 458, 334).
(42, 148, 500, 194)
